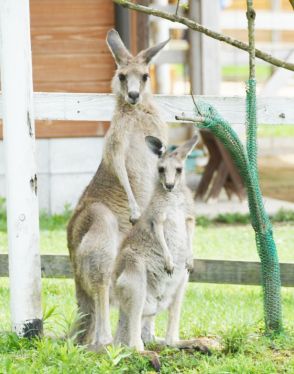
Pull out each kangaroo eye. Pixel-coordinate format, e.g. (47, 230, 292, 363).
(118, 73, 126, 82)
(176, 167, 183, 173)
(142, 73, 149, 82)
(158, 167, 165, 173)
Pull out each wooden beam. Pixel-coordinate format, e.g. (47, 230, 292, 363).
(221, 11, 294, 31)
(190, 259, 294, 287)
(189, 0, 221, 95)
(0, 121, 109, 140)
(134, 0, 150, 53)
(0, 255, 293, 287)
(262, 51, 294, 96)
(0, 93, 293, 125)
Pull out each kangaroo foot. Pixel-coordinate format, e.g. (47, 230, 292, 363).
(140, 351, 161, 372)
(173, 337, 221, 355)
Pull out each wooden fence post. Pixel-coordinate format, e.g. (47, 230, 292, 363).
(0, 0, 43, 337)
(153, 0, 171, 93)
(189, 0, 221, 95)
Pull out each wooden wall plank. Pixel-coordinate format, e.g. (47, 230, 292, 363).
(0, 121, 109, 139)
(1, 255, 293, 287)
(30, 0, 114, 27)
(26, 0, 116, 138)
(33, 54, 114, 84)
(31, 26, 112, 55)
(33, 81, 112, 94)
(34, 121, 109, 138)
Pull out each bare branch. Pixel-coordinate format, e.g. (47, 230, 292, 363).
(246, 0, 257, 171)
(175, 115, 205, 123)
(246, 1, 256, 79)
(175, 0, 180, 16)
(113, 0, 294, 71)
(190, 89, 202, 116)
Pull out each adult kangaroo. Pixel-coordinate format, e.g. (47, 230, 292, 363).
(67, 29, 169, 348)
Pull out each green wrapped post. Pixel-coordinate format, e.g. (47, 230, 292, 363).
(245, 0, 282, 333)
(176, 0, 282, 334)
(192, 98, 282, 333)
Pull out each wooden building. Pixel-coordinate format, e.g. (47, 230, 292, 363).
(0, 0, 149, 140)
(0, 0, 149, 212)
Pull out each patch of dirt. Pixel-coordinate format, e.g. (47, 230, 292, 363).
(259, 154, 294, 202)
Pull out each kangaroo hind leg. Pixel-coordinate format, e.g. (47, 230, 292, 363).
(165, 273, 188, 346)
(77, 203, 119, 348)
(115, 260, 147, 351)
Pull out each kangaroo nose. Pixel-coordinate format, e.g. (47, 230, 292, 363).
(165, 184, 174, 191)
(128, 91, 139, 102)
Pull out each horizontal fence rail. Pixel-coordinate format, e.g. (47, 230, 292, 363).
(0, 93, 293, 125)
(0, 254, 293, 287)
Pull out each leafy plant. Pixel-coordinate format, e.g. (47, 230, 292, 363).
(0, 197, 7, 231)
(222, 325, 250, 354)
(96, 345, 132, 373)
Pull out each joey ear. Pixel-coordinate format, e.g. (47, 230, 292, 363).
(175, 134, 199, 160)
(145, 136, 166, 157)
(106, 29, 132, 66)
(136, 39, 170, 65)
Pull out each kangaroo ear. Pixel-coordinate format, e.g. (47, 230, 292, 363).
(174, 135, 199, 160)
(106, 29, 132, 66)
(136, 39, 170, 65)
(145, 136, 166, 157)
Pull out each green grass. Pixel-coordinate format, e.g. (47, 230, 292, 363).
(258, 125, 294, 138)
(222, 65, 272, 81)
(0, 278, 293, 373)
(173, 63, 273, 83)
(1, 206, 294, 372)
(1, 222, 293, 262)
(0, 198, 72, 232)
(195, 223, 294, 262)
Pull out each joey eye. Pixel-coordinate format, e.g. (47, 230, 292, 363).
(142, 73, 149, 82)
(118, 73, 126, 82)
(158, 166, 165, 173)
(176, 167, 183, 174)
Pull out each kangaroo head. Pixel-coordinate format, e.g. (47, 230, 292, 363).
(145, 135, 199, 192)
(106, 29, 169, 106)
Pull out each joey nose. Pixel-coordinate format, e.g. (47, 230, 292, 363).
(165, 184, 174, 192)
(128, 91, 139, 102)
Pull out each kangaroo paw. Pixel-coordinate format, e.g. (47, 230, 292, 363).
(164, 258, 174, 276)
(185, 257, 194, 273)
(129, 206, 141, 225)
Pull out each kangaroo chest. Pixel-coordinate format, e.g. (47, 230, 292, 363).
(144, 204, 188, 316)
(113, 110, 168, 208)
(164, 208, 187, 258)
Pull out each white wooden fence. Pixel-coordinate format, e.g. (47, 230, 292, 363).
(0, 93, 293, 125)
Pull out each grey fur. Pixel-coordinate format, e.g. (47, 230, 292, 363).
(136, 39, 170, 64)
(106, 29, 132, 66)
(67, 30, 169, 348)
(113, 135, 199, 350)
